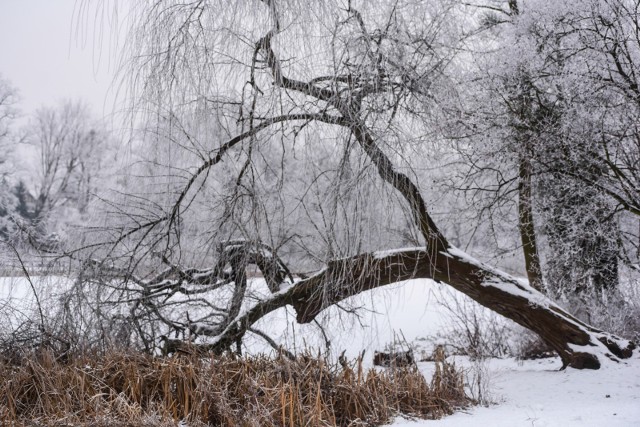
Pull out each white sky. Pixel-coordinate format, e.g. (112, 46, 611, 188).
(0, 0, 121, 120)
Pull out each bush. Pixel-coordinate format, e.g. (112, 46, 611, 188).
(424, 289, 516, 360)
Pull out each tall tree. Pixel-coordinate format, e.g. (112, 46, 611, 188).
(24, 100, 113, 240)
(0, 75, 20, 239)
(506, 0, 640, 303)
(456, 0, 636, 304)
(77, 0, 634, 369)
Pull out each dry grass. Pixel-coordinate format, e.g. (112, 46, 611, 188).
(0, 348, 469, 426)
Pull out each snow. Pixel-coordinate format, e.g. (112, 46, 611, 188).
(1, 275, 448, 362)
(373, 246, 426, 259)
(0, 275, 69, 306)
(240, 278, 449, 361)
(392, 355, 640, 427)
(445, 246, 554, 309)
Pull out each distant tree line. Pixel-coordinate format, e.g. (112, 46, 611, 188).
(0, 79, 115, 248)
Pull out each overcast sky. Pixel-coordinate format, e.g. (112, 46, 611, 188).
(0, 0, 120, 120)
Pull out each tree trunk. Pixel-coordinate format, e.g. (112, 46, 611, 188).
(197, 245, 634, 369)
(289, 246, 634, 369)
(518, 155, 544, 292)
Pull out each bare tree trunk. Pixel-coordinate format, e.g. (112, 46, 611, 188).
(518, 155, 544, 292)
(507, 0, 544, 293)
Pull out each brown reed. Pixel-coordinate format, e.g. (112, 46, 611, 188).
(0, 348, 469, 426)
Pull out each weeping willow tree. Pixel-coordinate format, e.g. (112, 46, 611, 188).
(74, 0, 635, 369)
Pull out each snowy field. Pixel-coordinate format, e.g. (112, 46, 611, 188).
(2, 276, 639, 426)
(394, 355, 640, 427)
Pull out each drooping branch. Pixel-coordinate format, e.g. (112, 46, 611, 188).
(99, 240, 297, 344)
(99, 1, 637, 371)
(165, 113, 345, 235)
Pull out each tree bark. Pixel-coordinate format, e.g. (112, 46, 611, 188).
(507, 0, 544, 293)
(290, 247, 635, 369)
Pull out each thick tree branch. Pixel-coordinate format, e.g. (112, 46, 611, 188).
(199, 246, 634, 369)
(348, 121, 447, 251)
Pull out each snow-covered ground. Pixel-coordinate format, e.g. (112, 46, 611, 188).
(2, 276, 639, 426)
(0, 276, 451, 360)
(0, 275, 67, 331)
(395, 354, 640, 427)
